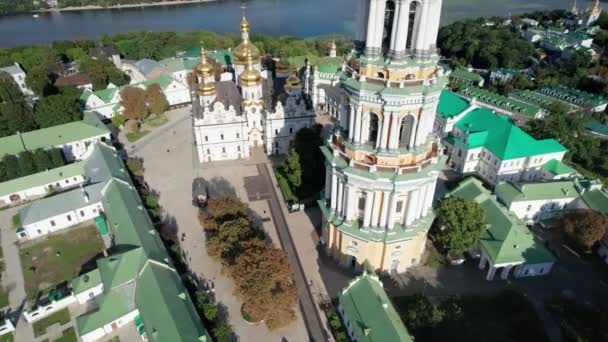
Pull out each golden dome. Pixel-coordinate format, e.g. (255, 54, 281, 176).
(276, 58, 291, 74)
(240, 56, 262, 87)
(284, 70, 302, 90)
(233, 16, 261, 65)
(198, 81, 216, 97)
(196, 47, 214, 78)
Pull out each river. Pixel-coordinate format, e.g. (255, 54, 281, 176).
(0, 0, 603, 47)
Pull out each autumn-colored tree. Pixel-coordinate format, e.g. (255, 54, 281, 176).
(205, 217, 255, 262)
(145, 83, 168, 116)
(120, 87, 148, 123)
(206, 195, 248, 223)
(231, 239, 298, 329)
(562, 209, 608, 252)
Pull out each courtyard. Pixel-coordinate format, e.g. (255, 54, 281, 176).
(19, 225, 104, 301)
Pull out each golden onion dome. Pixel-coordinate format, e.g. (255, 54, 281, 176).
(233, 16, 261, 65)
(240, 16, 250, 33)
(276, 58, 291, 74)
(284, 70, 302, 90)
(198, 81, 216, 97)
(240, 56, 262, 87)
(196, 47, 214, 78)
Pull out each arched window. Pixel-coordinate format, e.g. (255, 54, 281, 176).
(399, 115, 416, 148)
(368, 113, 379, 145)
(406, 2, 420, 50)
(382, 1, 396, 54)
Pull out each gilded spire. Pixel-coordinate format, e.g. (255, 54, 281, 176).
(233, 15, 261, 65)
(196, 47, 214, 78)
(593, 0, 601, 15)
(240, 16, 250, 36)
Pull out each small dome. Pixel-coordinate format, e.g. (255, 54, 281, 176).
(196, 48, 214, 78)
(241, 56, 262, 86)
(198, 81, 216, 97)
(284, 71, 302, 90)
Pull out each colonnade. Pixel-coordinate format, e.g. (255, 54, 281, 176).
(325, 167, 437, 230)
(355, 0, 442, 59)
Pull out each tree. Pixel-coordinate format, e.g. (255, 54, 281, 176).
(0, 71, 36, 137)
(49, 148, 65, 168)
(17, 150, 36, 177)
(561, 209, 608, 252)
(433, 197, 486, 255)
(211, 322, 234, 342)
(25, 64, 54, 97)
(282, 148, 302, 189)
(292, 125, 325, 197)
(126, 158, 144, 177)
(145, 83, 168, 116)
(32, 149, 52, 172)
(395, 294, 445, 331)
(34, 94, 83, 128)
(1, 155, 19, 181)
(120, 87, 148, 123)
(206, 195, 248, 223)
(79, 56, 129, 90)
(230, 239, 298, 330)
(206, 217, 256, 262)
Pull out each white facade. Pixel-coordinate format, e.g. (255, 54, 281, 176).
(478, 250, 553, 281)
(264, 97, 316, 155)
(22, 200, 102, 240)
(23, 294, 77, 323)
(0, 63, 33, 96)
(61, 134, 112, 162)
(0, 174, 85, 207)
(194, 102, 250, 162)
(0, 320, 14, 338)
(75, 282, 104, 305)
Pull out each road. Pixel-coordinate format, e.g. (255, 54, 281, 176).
(256, 164, 328, 342)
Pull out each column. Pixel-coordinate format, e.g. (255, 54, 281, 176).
(486, 266, 496, 281)
(424, 180, 437, 213)
(337, 180, 344, 215)
(388, 0, 402, 56)
(379, 191, 390, 228)
(501, 265, 513, 280)
(371, 191, 381, 227)
(478, 253, 487, 270)
(424, 0, 442, 54)
(346, 185, 357, 222)
(414, 0, 430, 57)
(341, 184, 350, 219)
(405, 189, 419, 225)
(380, 113, 391, 150)
(349, 105, 356, 141)
(391, 0, 410, 58)
(354, 107, 363, 144)
(372, 0, 387, 55)
(389, 112, 400, 150)
(375, 120, 383, 149)
(324, 167, 331, 200)
(365, 0, 378, 56)
(387, 192, 398, 229)
(355, 0, 369, 47)
(363, 191, 374, 228)
(331, 173, 338, 211)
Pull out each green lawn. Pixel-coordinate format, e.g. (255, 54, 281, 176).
(54, 327, 77, 342)
(32, 308, 70, 337)
(20, 226, 104, 300)
(0, 333, 13, 342)
(274, 168, 298, 202)
(126, 130, 150, 142)
(144, 115, 168, 127)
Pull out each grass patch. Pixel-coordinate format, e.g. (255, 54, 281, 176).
(546, 297, 608, 342)
(325, 309, 349, 342)
(144, 115, 168, 127)
(0, 333, 13, 342)
(0, 287, 9, 309)
(54, 327, 77, 342)
(110, 337, 120, 342)
(274, 168, 298, 203)
(20, 226, 104, 300)
(126, 130, 150, 142)
(31, 308, 70, 337)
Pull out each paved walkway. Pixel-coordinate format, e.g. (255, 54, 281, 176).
(0, 207, 34, 341)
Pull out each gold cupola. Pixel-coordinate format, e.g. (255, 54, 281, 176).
(233, 16, 261, 65)
(240, 54, 262, 87)
(284, 69, 302, 91)
(196, 47, 214, 78)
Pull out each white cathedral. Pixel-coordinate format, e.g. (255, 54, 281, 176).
(312, 0, 447, 273)
(192, 18, 316, 162)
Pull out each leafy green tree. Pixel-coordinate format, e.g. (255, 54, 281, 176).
(206, 217, 256, 262)
(17, 150, 36, 177)
(562, 209, 608, 252)
(65, 47, 87, 62)
(32, 149, 53, 172)
(0, 71, 36, 137)
(0, 155, 19, 181)
(211, 322, 234, 342)
(49, 148, 65, 168)
(433, 197, 486, 255)
(282, 148, 302, 189)
(202, 303, 217, 322)
(25, 64, 54, 97)
(80, 56, 129, 90)
(395, 294, 445, 331)
(34, 94, 83, 128)
(206, 195, 248, 223)
(145, 83, 168, 115)
(292, 125, 325, 197)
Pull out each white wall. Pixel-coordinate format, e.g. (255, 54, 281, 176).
(60, 134, 112, 162)
(0, 174, 86, 207)
(23, 201, 103, 240)
(80, 309, 139, 342)
(513, 262, 554, 278)
(164, 81, 191, 106)
(505, 198, 576, 223)
(75, 283, 104, 305)
(0, 320, 14, 337)
(23, 294, 77, 323)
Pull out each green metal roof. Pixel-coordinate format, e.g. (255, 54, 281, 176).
(458, 86, 541, 118)
(509, 90, 560, 110)
(449, 178, 556, 265)
(536, 85, 607, 107)
(543, 159, 577, 176)
(495, 180, 579, 207)
(76, 281, 138, 335)
(71, 269, 103, 295)
(0, 162, 84, 198)
(450, 68, 484, 82)
(339, 268, 413, 342)
(208, 49, 233, 66)
(316, 56, 342, 74)
(437, 90, 471, 119)
(584, 120, 608, 137)
(287, 55, 319, 69)
(452, 108, 567, 160)
(0, 112, 109, 160)
(580, 188, 608, 215)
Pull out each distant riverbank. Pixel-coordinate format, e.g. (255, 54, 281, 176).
(34, 0, 216, 13)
